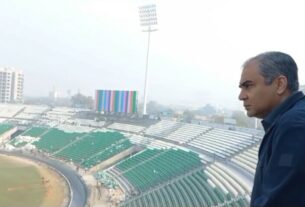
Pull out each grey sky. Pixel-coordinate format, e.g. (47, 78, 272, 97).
(1, 0, 304, 110)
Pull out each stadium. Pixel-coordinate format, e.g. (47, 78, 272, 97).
(0, 94, 263, 207)
(3, 1, 305, 206)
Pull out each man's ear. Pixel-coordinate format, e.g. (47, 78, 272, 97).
(276, 75, 288, 95)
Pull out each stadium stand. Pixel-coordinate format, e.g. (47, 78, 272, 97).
(33, 128, 85, 153)
(8, 126, 48, 146)
(128, 134, 177, 149)
(109, 148, 202, 193)
(22, 105, 49, 113)
(144, 120, 261, 161)
(108, 122, 146, 133)
(119, 168, 249, 207)
(9, 126, 134, 169)
(188, 128, 259, 159)
(65, 119, 105, 128)
(1, 112, 262, 207)
(0, 118, 7, 123)
(145, 120, 184, 137)
(0, 104, 24, 118)
(22, 126, 49, 137)
(14, 105, 49, 119)
(56, 124, 93, 133)
(55, 131, 133, 168)
(165, 123, 211, 144)
(43, 107, 78, 123)
(231, 145, 259, 175)
(128, 134, 152, 146)
(0, 124, 15, 135)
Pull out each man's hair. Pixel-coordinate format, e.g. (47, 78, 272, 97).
(243, 51, 299, 92)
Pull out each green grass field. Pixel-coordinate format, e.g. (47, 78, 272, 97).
(0, 155, 46, 207)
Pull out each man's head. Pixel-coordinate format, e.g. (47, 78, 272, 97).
(239, 51, 299, 119)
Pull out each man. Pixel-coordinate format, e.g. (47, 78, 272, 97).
(238, 51, 305, 207)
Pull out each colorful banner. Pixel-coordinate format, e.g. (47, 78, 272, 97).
(95, 90, 138, 113)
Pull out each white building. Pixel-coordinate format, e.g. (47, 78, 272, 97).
(49, 87, 59, 101)
(0, 67, 24, 103)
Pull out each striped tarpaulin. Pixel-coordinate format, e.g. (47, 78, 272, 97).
(95, 90, 138, 113)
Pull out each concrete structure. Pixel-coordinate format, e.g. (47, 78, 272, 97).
(0, 67, 24, 103)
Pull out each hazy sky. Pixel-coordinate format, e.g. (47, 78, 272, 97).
(1, 0, 304, 110)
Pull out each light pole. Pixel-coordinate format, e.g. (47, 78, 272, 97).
(139, 4, 158, 115)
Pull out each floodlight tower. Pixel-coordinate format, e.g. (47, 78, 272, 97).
(139, 4, 158, 115)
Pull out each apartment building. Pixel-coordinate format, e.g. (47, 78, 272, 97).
(0, 67, 24, 103)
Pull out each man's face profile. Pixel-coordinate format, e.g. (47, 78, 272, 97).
(239, 61, 278, 119)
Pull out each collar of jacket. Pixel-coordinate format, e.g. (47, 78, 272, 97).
(261, 91, 305, 132)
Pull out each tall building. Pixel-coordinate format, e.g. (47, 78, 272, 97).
(0, 67, 24, 103)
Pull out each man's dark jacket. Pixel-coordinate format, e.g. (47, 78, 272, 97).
(251, 91, 305, 207)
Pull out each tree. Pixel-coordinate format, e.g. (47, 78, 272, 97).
(71, 93, 94, 109)
(231, 110, 251, 127)
(183, 110, 195, 123)
(146, 101, 174, 116)
(210, 115, 224, 124)
(197, 104, 217, 116)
